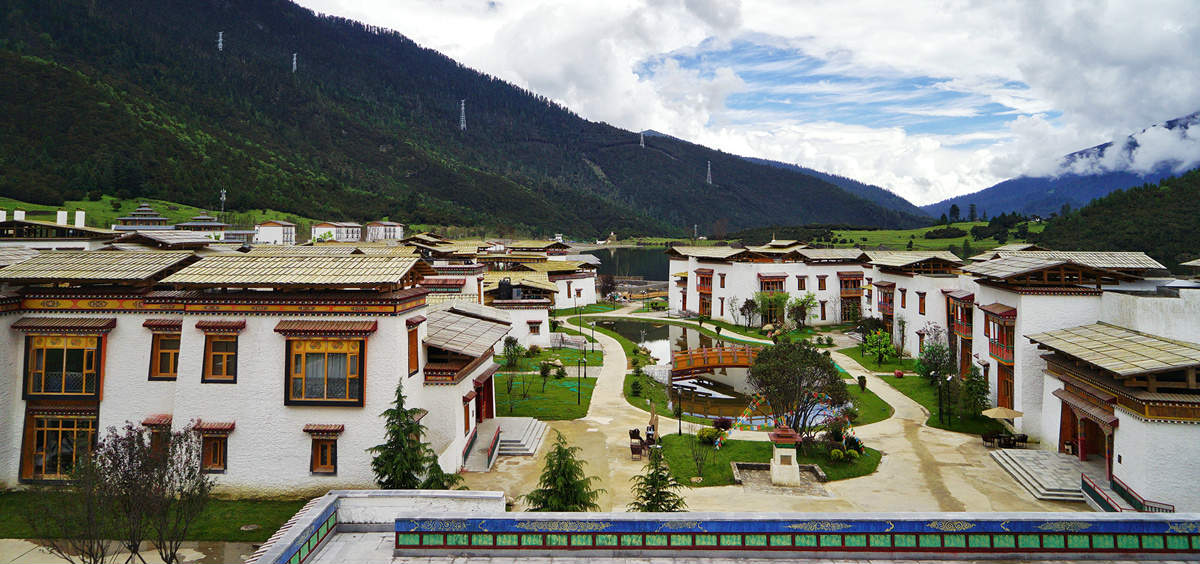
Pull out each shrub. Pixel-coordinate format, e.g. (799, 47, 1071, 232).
(845, 449, 861, 462)
(844, 435, 864, 453)
(630, 378, 643, 397)
(924, 227, 967, 239)
(841, 406, 860, 423)
(828, 448, 844, 462)
(696, 427, 724, 445)
(553, 366, 567, 380)
(526, 345, 542, 357)
(713, 417, 733, 431)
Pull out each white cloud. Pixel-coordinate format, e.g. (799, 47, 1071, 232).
(296, 0, 1200, 205)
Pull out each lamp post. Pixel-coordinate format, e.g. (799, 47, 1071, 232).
(577, 357, 586, 405)
(935, 372, 943, 424)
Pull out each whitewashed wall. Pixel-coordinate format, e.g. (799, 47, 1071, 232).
(1112, 412, 1200, 512)
(0, 313, 25, 488)
(554, 275, 596, 310)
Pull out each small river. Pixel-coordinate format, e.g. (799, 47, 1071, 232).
(580, 247, 669, 281)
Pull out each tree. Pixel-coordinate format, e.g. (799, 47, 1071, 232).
(520, 431, 604, 511)
(746, 341, 848, 447)
(728, 296, 742, 326)
(862, 330, 893, 368)
(753, 291, 788, 328)
(739, 298, 759, 329)
(147, 424, 215, 564)
(895, 316, 908, 355)
(539, 362, 552, 392)
(93, 423, 155, 564)
(685, 432, 714, 479)
(787, 292, 818, 329)
(597, 274, 616, 299)
(369, 382, 431, 489)
(949, 204, 960, 222)
(20, 455, 118, 564)
(915, 325, 956, 385)
(961, 364, 990, 418)
(627, 447, 687, 512)
(503, 336, 525, 368)
(939, 213, 949, 225)
(961, 239, 973, 259)
(968, 203, 977, 222)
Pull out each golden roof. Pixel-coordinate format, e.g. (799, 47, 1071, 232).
(974, 250, 1163, 270)
(517, 261, 589, 273)
(665, 246, 748, 260)
(161, 255, 431, 288)
(1027, 322, 1200, 377)
(481, 271, 558, 292)
(868, 251, 964, 268)
(507, 240, 569, 249)
(0, 251, 194, 283)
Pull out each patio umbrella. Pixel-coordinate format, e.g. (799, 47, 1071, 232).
(981, 406, 1023, 419)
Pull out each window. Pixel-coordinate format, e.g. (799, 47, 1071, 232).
(149, 429, 167, 457)
(201, 436, 226, 473)
(817, 277, 827, 291)
(820, 301, 827, 321)
(463, 403, 472, 435)
(29, 415, 97, 480)
(288, 340, 362, 404)
(528, 322, 541, 335)
(797, 276, 806, 291)
(25, 336, 99, 397)
(760, 279, 784, 292)
(719, 273, 726, 288)
(203, 335, 237, 382)
(900, 289, 907, 309)
(150, 334, 180, 380)
(311, 439, 337, 474)
(918, 293, 926, 315)
(574, 288, 582, 298)
(719, 297, 725, 316)
(918, 332, 925, 352)
(407, 327, 419, 375)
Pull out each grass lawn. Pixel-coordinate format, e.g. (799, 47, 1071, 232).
(846, 382, 893, 426)
(495, 373, 597, 420)
(877, 374, 1006, 436)
(0, 492, 304, 542)
(828, 221, 1044, 252)
(695, 318, 816, 343)
(499, 347, 603, 372)
(622, 373, 712, 426)
(581, 320, 653, 367)
(0, 195, 316, 234)
(658, 436, 881, 486)
(552, 303, 617, 317)
(836, 345, 918, 374)
(552, 324, 596, 343)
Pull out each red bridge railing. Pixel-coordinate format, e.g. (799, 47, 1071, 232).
(671, 345, 762, 376)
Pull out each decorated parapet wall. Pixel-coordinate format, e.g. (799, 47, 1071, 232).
(395, 512, 1200, 557)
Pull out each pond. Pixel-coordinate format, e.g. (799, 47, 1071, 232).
(595, 319, 839, 426)
(580, 247, 669, 281)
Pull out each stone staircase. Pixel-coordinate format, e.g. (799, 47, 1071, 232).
(495, 416, 549, 457)
(990, 449, 1086, 503)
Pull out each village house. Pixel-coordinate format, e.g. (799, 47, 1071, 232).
(254, 220, 297, 245)
(1, 210, 114, 251)
(0, 250, 506, 496)
(365, 221, 405, 242)
(112, 203, 172, 232)
(311, 221, 363, 243)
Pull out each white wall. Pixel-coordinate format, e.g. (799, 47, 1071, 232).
(554, 275, 596, 310)
(872, 271, 965, 358)
(493, 308, 551, 350)
(0, 313, 25, 488)
(1112, 411, 1200, 512)
(254, 225, 295, 245)
(1101, 288, 1200, 343)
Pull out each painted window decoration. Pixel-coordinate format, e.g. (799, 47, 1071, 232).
(528, 322, 541, 335)
(797, 276, 806, 291)
(574, 288, 582, 298)
(311, 438, 337, 474)
(289, 340, 363, 404)
(760, 279, 784, 292)
(30, 415, 97, 480)
(25, 336, 99, 397)
(150, 333, 181, 380)
(203, 335, 238, 382)
(201, 435, 226, 473)
(408, 327, 419, 375)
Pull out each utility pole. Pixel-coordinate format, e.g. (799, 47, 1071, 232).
(217, 31, 223, 52)
(459, 99, 467, 131)
(639, 132, 645, 148)
(706, 160, 712, 184)
(220, 189, 227, 214)
(292, 53, 297, 73)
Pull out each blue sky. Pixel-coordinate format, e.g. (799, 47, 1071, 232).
(299, 0, 1200, 205)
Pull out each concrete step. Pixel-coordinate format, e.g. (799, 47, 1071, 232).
(990, 450, 1085, 502)
(497, 418, 548, 456)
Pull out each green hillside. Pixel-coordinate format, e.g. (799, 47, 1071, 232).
(0, 0, 928, 239)
(0, 195, 315, 232)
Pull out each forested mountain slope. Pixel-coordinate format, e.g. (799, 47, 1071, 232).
(0, 0, 928, 236)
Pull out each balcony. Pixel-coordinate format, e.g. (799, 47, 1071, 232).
(952, 319, 973, 339)
(878, 301, 893, 315)
(840, 288, 863, 298)
(988, 340, 1014, 364)
(424, 361, 472, 384)
(697, 284, 713, 294)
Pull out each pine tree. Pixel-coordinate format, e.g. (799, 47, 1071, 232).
(961, 365, 991, 418)
(368, 381, 432, 489)
(627, 447, 687, 512)
(520, 431, 605, 511)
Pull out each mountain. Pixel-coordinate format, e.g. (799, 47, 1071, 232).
(1034, 168, 1200, 270)
(0, 0, 928, 237)
(922, 112, 1200, 218)
(742, 157, 930, 218)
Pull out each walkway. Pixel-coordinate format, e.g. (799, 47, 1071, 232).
(463, 314, 1084, 514)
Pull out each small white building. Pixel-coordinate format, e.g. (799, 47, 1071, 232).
(254, 220, 297, 245)
(0, 210, 115, 251)
(311, 222, 362, 243)
(365, 221, 404, 242)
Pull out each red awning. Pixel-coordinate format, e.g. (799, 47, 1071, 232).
(526, 320, 543, 325)
(757, 272, 787, 279)
(195, 420, 235, 434)
(873, 281, 895, 288)
(274, 320, 377, 337)
(694, 268, 714, 275)
(13, 317, 116, 333)
(945, 290, 974, 301)
(463, 390, 477, 403)
(143, 318, 183, 332)
(979, 303, 1017, 318)
(1053, 389, 1118, 427)
(142, 414, 173, 427)
(302, 424, 345, 435)
(837, 271, 864, 279)
(195, 320, 246, 333)
(406, 315, 427, 327)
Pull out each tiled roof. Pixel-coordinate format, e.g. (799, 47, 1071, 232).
(979, 250, 1163, 270)
(795, 248, 868, 261)
(0, 251, 195, 283)
(1052, 389, 1118, 426)
(518, 261, 588, 273)
(13, 317, 117, 333)
(507, 240, 569, 249)
(273, 320, 378, 337)
(354, 246, 420, 256)
(257, 219, 296, 226)
(245, 245, 361, 255)
(420, 277, 467, 287)
(302, 424, 345, 434)
(481, 271, 558, 292)
(115, 231, 216, 248)
(979, 303, 1017, 318)
(424, 304, 512, 357)
(143, 318, 183, 331)
(161, 255, 430, 287)
(961, 255, 1068, 279)
(1028, 322, 1200, 377)
(0, 247, 37, 267)
(868, 251, 964, 268)
(196, 420, 235, 433)
(142, 414, 173, 427)
(1181, 258, 1200, 268)
(195, 319, 247, 333)
(665, 246, 748, 260)
(945, 290, 974, 300)
(993, 243, 1048, 251)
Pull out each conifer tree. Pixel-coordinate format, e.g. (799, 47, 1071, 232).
(520, 431, 604, 511)
(628, 447, 687, 512)
(369, 382, 433, 489)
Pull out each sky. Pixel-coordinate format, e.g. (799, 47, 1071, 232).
(295, 0, 1200, 206)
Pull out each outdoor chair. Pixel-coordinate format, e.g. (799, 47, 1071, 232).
(982, 432, 999, 447)
(1013, 434, 1028, 448)
(630, 441, 643, 461)
(997, 434, 1015, 448)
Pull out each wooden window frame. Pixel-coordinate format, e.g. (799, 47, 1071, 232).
(820, 301, 827, 321)
(463, 403, 472, 436)
(900, 289, 907, 309)
(918, 293, 926, 315)
(574, 288, 582, 298)
(759, 279, 784, 292)
(24, 414, 98, 481)
(719, 273, 726, 288)
(149, 333, 181, 381)
(23, 335, 101, 399)
(310, 438, 337, 475)
(817, 277, 827, 291)
(286, 339, 364, 407)
(407, 327, 420, 376)
(201, 435, 227, 473)
(202, 335, 238, 384)
(797, 276, 806, 291)
(528, 322, 541, 335)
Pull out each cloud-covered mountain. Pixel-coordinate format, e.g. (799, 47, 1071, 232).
(923, 111, 1200, 217)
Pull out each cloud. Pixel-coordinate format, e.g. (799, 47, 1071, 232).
(295, 0, 1200, 205)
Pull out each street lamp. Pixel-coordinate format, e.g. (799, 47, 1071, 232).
(936, 373, 952, 424)
(577, 357, 586, 405)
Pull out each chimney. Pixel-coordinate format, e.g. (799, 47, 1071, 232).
(13, 210, 25, 221)
(75, 210, 86, 227)
(57, 210, 68, 225)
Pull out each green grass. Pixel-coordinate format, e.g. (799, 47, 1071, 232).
(845, 382, 894, 426)
(551, 324, 596, 343)
(495, 373, 597, 420)
(499, 347, 602, 372)
(877, 374, 1005, 436)
(659, 436, 882, 486)
(693, 318, 818, 343)
(552, 303, 617, 316)
(622, 372, 712, 426)
(0, 195, 316, 233)
(827, 221, 1044, 252)
(634, 298, 668, 313)
(580, 320, 652, 367)
(836, 345, 918, 374)
(0, 492, 304, 542)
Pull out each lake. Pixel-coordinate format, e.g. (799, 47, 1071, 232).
(580, 247, 669, 281)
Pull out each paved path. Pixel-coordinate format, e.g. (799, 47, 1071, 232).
(463, 318, 1083, 513)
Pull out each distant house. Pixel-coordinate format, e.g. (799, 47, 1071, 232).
(506, 240, 571, 256)
(311, 221, 362, 242)
(365, 221, 404, 242)
(174, 212, 230, 240)
(255, 220, 297, 245)
(0, 210, 115, 251)
(112, 203, 173, 232)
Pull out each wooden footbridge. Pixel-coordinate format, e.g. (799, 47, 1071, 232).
(671, 345, 761, 379)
